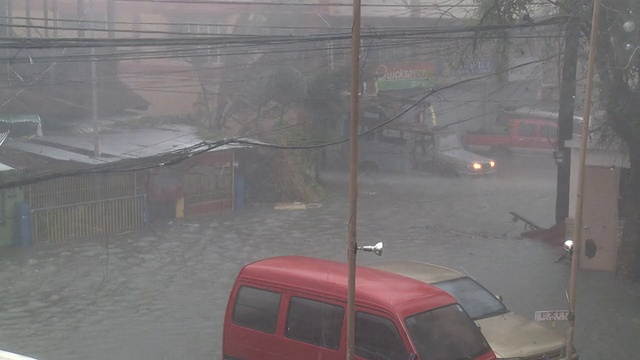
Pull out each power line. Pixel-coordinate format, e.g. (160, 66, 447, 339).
(0, 21, 567, 39)
(0, 16, 567, 49)
(0, 32, 564, 64)
(0, 0, 99, 110)
(0, 53, 558, 189)
(113, 0, 483, 8)
(0, 15, 350, 30)
(0, 38, 486, 63)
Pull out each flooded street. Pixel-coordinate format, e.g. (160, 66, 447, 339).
(0, 155, 638, 360)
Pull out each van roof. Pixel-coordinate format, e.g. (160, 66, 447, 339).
(239, 256, 456, 315)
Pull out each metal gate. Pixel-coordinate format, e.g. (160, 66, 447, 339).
(26, 172, 147, 244)
(182, 150, 234, 216)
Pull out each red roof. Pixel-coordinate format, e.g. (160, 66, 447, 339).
(239, 256, 456, 316)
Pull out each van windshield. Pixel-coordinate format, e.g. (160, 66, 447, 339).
(433, 277, 509, 320)
(405, 304, 491, 360)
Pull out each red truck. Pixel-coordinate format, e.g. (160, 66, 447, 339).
(463, 109, 583, 155)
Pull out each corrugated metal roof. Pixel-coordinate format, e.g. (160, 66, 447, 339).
(5, 124, 253, 166)
(43, 124, 204, 159)
(4, 139, 110, 164)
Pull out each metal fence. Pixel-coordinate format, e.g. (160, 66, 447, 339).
(26, 172, 147, 244)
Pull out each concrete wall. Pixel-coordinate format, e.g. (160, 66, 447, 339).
(567, 141, 630, 272)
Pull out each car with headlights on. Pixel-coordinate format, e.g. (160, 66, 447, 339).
(419, 129, 497, 177)
(367, 261, 577, 360)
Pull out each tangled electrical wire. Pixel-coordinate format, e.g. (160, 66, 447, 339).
(0, 52, 558, 190)
(0, 15, 567, 50)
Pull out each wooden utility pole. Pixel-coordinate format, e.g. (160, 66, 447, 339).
(566, 0, 601, 358)
(555, 16, 579, 224)
(346, 0, 361, 359)
(89, 6, 100, 157)
(25, 0, 31, 37)
(91, 46, 100, 157)
(6, 0, 11, 29)
(0, 1, 9, 83)
(77, 0, 84, 38)
(43, 0, 49, 37)
(52, 0, 57, 37)
(107, 0, 115, 38)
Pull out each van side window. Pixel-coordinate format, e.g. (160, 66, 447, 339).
(285, 297, 344, 349)
(355, 312, 408, 360)
(232, 286, 281, 333)
(518, 122, 538, 137)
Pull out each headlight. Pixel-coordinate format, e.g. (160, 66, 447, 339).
(489, 160, 495, 168)
(469, 162, 482, 170)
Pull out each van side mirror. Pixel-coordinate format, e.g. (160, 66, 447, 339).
(496, 294, 503, 302)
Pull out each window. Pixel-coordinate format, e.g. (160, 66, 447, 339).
(518, 122, 538, 137)
(232, 286, 281, 333)
(433, 277, 508, 320)
(286, 297, 344, 349)
(355, 312, 408, 360)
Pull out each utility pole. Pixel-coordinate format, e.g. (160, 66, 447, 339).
(346, 0, 361, 359)
(52, 0, 57, 37)
(90, 6, 100, 157)
(25, 0, 31, 37)
(43, 0, 49, 37)
(555, 16, 579, 224)
(0, 1, 9, 83)
(566, 0, 601, 358)
(107, 0, 115, 38)
(91, 46, 100, 157)
(77, 0, 84, 38)
(50, 0, 57, 91)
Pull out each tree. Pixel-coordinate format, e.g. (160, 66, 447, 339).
(474, 0, 640, 278)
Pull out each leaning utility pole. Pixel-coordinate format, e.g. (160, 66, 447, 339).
(566, 0, 601, 359)
(555, 16, 580, 224)
(346, 0, 361, 359)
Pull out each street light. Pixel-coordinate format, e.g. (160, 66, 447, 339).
(358, 242, 384, 256)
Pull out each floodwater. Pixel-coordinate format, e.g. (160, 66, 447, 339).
(0, 154, 638, 360)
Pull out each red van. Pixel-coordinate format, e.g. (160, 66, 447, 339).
(223, 256, 497, 360)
